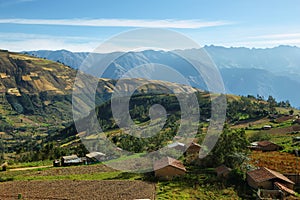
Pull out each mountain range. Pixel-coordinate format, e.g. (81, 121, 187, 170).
(25, 45, 300, 107)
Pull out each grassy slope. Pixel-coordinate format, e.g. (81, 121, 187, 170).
(157, 180, 239, 200)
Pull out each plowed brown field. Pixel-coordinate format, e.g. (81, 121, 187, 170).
(0, 180, 155, 200)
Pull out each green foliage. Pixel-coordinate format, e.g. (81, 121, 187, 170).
(267, 95, 277, 112)
(8, 160, 52, 169)
(0, 177, 14, 182)
(248, 132, 271, 142)
(199, 128, 249, 169)
(156, 173, 239, 199)
(227, 96, 269, 122)
(17, 142, 70, 162)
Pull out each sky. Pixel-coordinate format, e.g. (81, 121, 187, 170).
(0, 0, 299, 52)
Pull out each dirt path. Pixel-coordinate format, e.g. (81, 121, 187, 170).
(9, 165, 52, 171)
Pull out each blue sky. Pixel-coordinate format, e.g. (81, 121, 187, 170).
(0, 0, 299, 52)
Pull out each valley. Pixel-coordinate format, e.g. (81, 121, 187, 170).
(1, 1, 300, 199)
(0, 50, 300, 199)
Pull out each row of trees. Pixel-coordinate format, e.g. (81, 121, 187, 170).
(227, 95, 293, 123)
(16, 142, 88, 162)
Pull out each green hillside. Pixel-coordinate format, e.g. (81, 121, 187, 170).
(0, 50, 298, 167)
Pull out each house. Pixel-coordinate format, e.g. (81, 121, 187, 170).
(262, 125, 272, 130)
(167, 142, 186, 152)
(153, 157, 186, 179)
(186, 142, 201, 154)
(257, 141, 281, 151)
(86, 152, 106, 163)
(61, 155, 83, 166)
(247, 167, 295, 191)
(250, 141, 281, 151)
(215, 165, 232, 177)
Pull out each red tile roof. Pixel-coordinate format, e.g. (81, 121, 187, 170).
(153, 157, 186, 171)
(257, 141, 277, 147)
(247, 167, 294, 184)
(215, 165, 231, 175)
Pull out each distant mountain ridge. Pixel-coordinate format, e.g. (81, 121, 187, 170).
(24, 49, 90, 69)
(24, 46, 300, 107)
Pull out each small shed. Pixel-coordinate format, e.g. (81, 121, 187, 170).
(61, 155, 83, 166)
(215, 165, 232, 177)
(247, 167, 295, 190)
(262, 125, 272, 130)
(257, 141, 281, 151)
(153, 157, 186, 179)
(186, 142, 201, 154)
(86, 152, 106, 163)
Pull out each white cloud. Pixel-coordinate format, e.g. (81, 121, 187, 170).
(0, 33, 100, 52)
(0, 18, 232, 29)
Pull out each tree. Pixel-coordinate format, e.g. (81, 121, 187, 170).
(199, 128, 249, 169)
(285, 100, 291, 108)
(267, 96, 277, 113)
